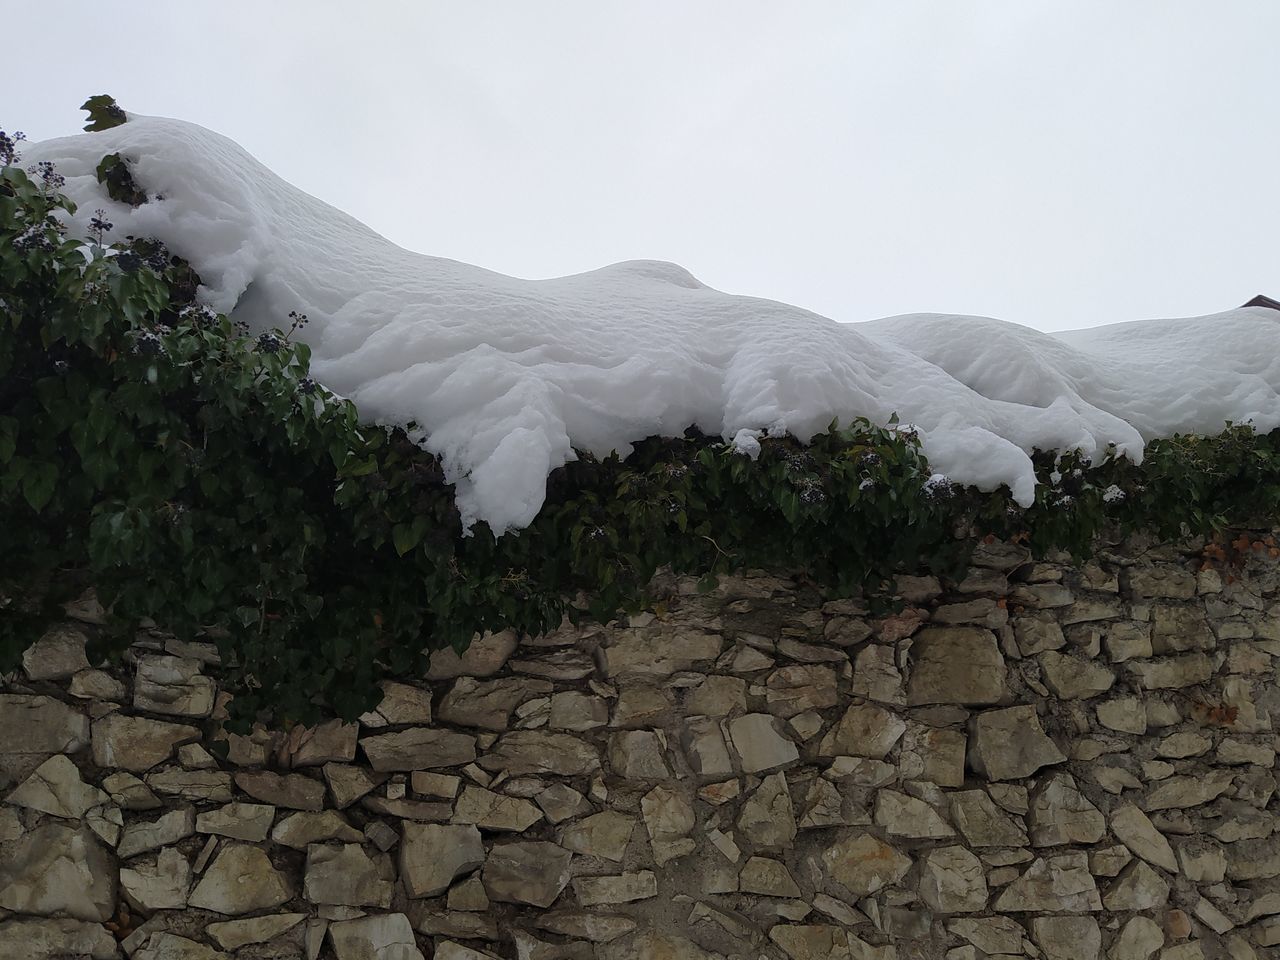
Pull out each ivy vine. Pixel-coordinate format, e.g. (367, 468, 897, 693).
(2, 100, 1278, 730)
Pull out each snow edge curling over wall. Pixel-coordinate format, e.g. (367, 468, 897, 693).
(1, 532, 1278, 960)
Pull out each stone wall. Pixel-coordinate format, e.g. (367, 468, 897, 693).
(1, 532, 1278, 960)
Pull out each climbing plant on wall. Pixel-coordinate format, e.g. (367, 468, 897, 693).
(3, 100, 1279, 729)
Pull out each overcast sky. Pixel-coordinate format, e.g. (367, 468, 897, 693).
(9, 2, 1278, 331)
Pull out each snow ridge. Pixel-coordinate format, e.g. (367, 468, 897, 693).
(23, 116, 1280, 534)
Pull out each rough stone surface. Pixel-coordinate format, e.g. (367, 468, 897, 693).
(0, 823, 117, 920)
(907, 626, 1008, 704)
(969, 705, 1067, 781)
(187, 843, 292, 915)
(483, 841, 573, 907)
(2, 534, 1276, 959)
(400, 822, 486, 897)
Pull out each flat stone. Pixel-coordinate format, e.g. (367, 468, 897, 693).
(600, 931, 720, 959)
(0, 918, 119, 959)
(969, 705, 1066, 781)
(0, 822, 116, 920)
(739, 856, 802, 897)
(1109, 916, 1164, 960)
(428, 630, 519, 679)
(362, 795, 452, 821)
(1175, 837, 1226, 882)
(682, 717, 734, 777)
(993, 852, 1101, 912)
(476, 731, 600, 776)
(947, 917, 1026, 955)
(120, 846, 190, 912)
(360, 680, 434, 725)
(1014, 617, 1067, 656)
(919, 845, 988, 913)
(414, 910, 501, 941)
(1039, 651, 1116, 699)
(135, 933, 228, 960)
(765, 664, 839, 717)
(1102, 621, 1153, 662)
(728, 713, 799, 772)
(206, 913, 307, 950)
(559, 810, 636, 862)
(439, 677, 553, 730)
(102, 771, 161, 810)
(874, 789, 954, 839)
(1027, 773, 1105, 846)
(642, 785, 698, 863)
(483, 841, 573, 907)
(329, 913, 425, 960)
(0, 694, 90, 755)
(272, 810, 364, 848)
(573, 871, 658, 906)
(538, 911, 636, 944)
(1142, 769, 1235, 811)
(196, 801, 274, 841)
(446, 875, 489, 912)
(682, 675, 747, 717)
(797, 777, 855, 829)
(360, 727, 477, 772)
(4, 754, 107, 819)
(907, 626, 1007, 705)
(133, 654, 217, 717)
(1102, 860, 1169, 911)
(511, 929, 595, 960)
(400, 822, 485, 897)
(23, 624, 90, 680)
(1157, 731, 1212, 758)
(598, 629, 722, 678)
(610, 683, 675, 728)
(535, 782, 593, 823)
(188, 843, 292, 915)
(92, 713, 198, 772)
(608, 730, 672, 779)
(323, 762, 386, 808)
(549, 691, 609, 731)
(817, 702, 906, 759)
(411, 770, 460, 799)
(737, 772, 796, 849)
(848, 643, 906, 703)
(290, 719, 359, 766)
(305, 842, 393, 907)
(1127, 653, 1214, 690)
(435, 943, 500, 960)
(899, 723, 966, 787)
(453, 785, 544, 831)
(1097, 697, 1147, 734)
(822, 832, 912, 896)
(68, 668, 127, 701)
(234, 770, 326, 810)
(119, 807, 196, 857)
(1111, 804, 1178, 871)
(1031, 916, 1101, 960)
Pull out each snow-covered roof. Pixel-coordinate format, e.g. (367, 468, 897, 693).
(23, 115, 1280, 534)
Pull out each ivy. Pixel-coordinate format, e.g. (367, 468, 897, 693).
(95, 153, 148, 207)
(80, 95, 127, 132)
(3, 103, 1279, 731)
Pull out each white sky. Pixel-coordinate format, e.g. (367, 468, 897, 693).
(9, 1, 1278, 331)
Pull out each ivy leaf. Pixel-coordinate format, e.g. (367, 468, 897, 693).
(392, 516, 429, 556)
(81, 95, 127, 132)
(21, 461, 57, 512)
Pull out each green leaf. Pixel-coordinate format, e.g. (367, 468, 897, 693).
(21, 461, 57, 512)
(81, 95, 127, 132)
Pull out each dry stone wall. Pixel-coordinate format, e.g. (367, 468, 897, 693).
(1, 533, 1278, 960)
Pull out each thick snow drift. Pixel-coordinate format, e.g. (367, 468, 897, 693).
(22, 115, 1280, 534)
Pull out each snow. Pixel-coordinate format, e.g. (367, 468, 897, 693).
(21, 115, 1280, 534)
